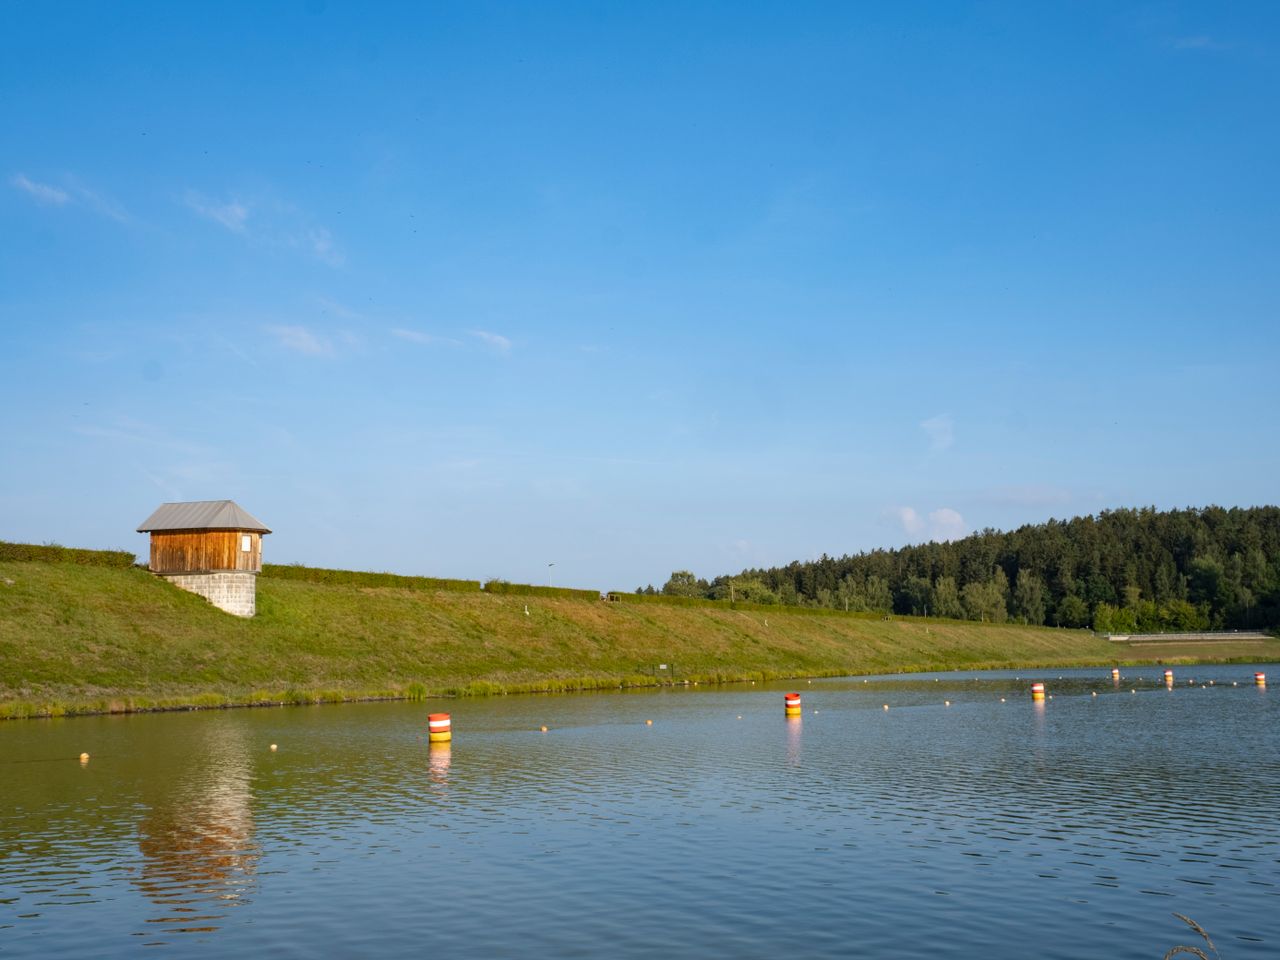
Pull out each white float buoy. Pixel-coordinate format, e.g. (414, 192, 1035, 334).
(270, 743, 278, 751)
(79, 752, 90, 763)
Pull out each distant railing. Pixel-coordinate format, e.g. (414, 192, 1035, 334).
(1107, 631, 1272, 643)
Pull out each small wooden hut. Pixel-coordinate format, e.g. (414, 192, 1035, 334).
(137, 500, 271, 616)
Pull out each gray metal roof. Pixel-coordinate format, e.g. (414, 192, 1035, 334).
(137, 500, 271, 534)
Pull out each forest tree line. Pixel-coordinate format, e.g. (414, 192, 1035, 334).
(638, 506, 1280, 632)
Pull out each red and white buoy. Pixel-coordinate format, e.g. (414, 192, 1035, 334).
(428, 712, 452, 743)
(784, 693, 802, 717)
(1164, 669, 1174, 686)
(1111, 668, 1120, 681)
(1256, 672, 1267, 688)
(1030, 682, 1046, 701)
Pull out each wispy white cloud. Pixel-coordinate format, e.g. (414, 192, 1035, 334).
(12, 173, 130, 222)
(391, 327, 462, 346)
(928, 507, 968, 542)
(897, 506, 925, 537)
(470, 330, 512, 353)
(67, 177, 129, 222)
(314, 296, 365, 321)
(308, 227, 343, 266)
(185, 190, 343, 266)
(265, 324, 332, 356)
(11, 173, 70, 205)
(896, 505, 968, 542)
(920, 413, 954, 452)
(1170, 35, 1228, 51)
(185, 191, 249, 232)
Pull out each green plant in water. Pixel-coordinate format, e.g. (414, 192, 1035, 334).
(1164, 914, 1220, 960)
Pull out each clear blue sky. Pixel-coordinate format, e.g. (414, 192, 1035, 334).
(2, 2, 1277, 590)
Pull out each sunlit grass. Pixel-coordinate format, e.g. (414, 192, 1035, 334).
(3, 559, 1277, 719)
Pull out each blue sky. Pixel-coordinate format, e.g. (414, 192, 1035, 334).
(2, 1, 1278, 590)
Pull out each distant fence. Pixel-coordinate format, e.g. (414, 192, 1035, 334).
(262, 564, 481, 592)
(1107, 631, 1272, 644)
(0, 541, 137, 568)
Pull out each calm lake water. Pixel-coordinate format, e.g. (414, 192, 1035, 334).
(3, 665, 1278, 958)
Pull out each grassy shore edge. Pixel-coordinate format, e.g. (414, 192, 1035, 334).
(4, 653, 1269, 721)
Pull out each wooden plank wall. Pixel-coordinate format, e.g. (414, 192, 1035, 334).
(149, 531, 262, 573)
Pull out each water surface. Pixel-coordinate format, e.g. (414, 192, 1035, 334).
(3, 664, 1277, 957)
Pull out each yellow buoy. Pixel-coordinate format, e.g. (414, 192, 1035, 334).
(79, 752, 90, 762)
(428, 713, 452, 743)
(645, 719, 653, 725)
(539, 725, 548, 732)
(270, 743, 278, 751)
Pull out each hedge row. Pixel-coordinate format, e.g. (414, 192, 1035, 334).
(608, 591, 722, 608)
(0, 541, 137, 568)
(482, 580, 601, 601)
(607, 590, 888, 620)
(261, 563, 482, 592)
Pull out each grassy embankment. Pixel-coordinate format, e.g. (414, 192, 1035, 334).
(3, 554, 1277, 719)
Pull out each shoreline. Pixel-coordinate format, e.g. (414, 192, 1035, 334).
(4, 653, 1271, 721)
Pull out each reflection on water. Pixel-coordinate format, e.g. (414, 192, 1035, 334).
(132, 721, 258, 939)
(1, 664, 1277, 959)
(428, 741, 451, 785)
(785, 714, 802, 767)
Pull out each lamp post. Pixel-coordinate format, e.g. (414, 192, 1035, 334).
(548, 562, 555, 587)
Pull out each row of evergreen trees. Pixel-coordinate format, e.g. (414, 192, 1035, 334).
(640, 507, 1280, 632)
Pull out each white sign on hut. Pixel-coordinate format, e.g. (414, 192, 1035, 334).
(136, 500, 271, 617)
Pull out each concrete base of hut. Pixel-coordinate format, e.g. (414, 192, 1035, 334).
(162, 572, 257, 617)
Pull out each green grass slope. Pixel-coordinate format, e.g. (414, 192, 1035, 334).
(3, 560, 1276, 718)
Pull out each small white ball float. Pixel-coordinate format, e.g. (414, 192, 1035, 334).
(79, 752, 90, 763)
(270, 744, 278, 752)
